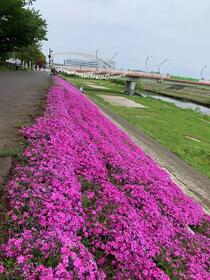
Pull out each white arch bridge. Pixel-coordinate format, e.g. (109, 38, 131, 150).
(51, 51, 115, 69)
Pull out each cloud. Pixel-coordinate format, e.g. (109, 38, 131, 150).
(34, 0, 210, 77)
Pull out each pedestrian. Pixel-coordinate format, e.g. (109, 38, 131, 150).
(51, 68, 57, 76)
(15, 59, 20, 71)
(79, 86, 85, 94)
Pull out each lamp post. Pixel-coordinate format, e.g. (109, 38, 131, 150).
(158, 58, 167, 74)
(146, 56, 150, 72)
(150, 56, 158, 73)
(48, 48, 53, 69)
(95, 50, 99, 61)
(200, 65, 207, 80)
(150, 56, 167, 74)
(95, 50, 99, 69)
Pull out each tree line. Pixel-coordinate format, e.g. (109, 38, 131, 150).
(0, 0, 47, 68)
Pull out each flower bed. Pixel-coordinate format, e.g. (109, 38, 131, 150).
(0, 77, 209, 279)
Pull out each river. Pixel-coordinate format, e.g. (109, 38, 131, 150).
(140, 91, 210, 115)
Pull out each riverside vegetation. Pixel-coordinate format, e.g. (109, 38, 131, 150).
(62, 74, 210, 178)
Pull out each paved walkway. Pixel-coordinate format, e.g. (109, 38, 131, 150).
(0, 71, 50, 186)
(98, 94, 148, 108)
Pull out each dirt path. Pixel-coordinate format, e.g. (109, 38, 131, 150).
(0, 71, 50, 186)
(98, 94, 148, 108)
(88, 97, 210, 213)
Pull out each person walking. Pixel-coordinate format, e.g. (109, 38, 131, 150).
(15, 59, 21, 71)
(79, 86, 85, 94)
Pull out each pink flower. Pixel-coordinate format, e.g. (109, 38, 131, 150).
(17, 255, 25, 264)
(0, 265, 5, 274)
(0, 77, 208, 279)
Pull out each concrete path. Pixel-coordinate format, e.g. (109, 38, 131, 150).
(88, 97, 210, 213)
(98, 94, 148, 108)
(86, 83, 109, 90)
(0, 71, 50, 186)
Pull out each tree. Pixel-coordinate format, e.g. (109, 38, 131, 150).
(0, 0, 47, 57)
(23, 0, 36, 4)
(15, 43, 46, 68)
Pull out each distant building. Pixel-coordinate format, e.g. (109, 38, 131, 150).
(64, 58, 115, 69)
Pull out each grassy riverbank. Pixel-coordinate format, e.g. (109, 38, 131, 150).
(62, 74, 210, 178)
(141, 79, 210, 106)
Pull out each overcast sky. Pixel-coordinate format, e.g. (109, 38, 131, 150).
(34, 0, 210, 78)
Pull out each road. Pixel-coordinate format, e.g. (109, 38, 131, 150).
(0, 71, 50, 186)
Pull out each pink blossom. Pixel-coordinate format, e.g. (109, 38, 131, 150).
(0, 77, 209, 279)
(0, 265, 5, 274)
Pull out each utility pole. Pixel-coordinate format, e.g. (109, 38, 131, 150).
(200, 65, 207, 80)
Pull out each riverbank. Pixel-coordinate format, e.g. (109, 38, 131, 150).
(138, 91, 210, 115)
(61, 74, 210, 179)
(141, 79, 210, 106)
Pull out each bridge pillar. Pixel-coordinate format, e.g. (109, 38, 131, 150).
(124, 80, 136, 95)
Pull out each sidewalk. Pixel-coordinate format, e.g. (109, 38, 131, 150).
(0, 71, 50, 185)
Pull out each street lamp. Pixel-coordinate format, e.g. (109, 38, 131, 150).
(150, 56, 167, 74)
(150, 56, 158, 73)
(158, 59, 168, 74)
(146, 56, 150, 72)
(200, 65, 207, 80)
(48, 48, 53, 69)
(96, 50, 99, 59)
(95, 50, 99, 69)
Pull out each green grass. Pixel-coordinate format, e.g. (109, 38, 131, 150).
(0, 64, 28, 72)
(61, 74, 210, 178)
(141, 80, 210, 106)
(15, 119, 33, 129)
(62, 75, 124, 94)
(0, 139, 27, 158)
(170, 75, 199, 82)
(0, 66, 13, 72)
(0, 147, 20, 157)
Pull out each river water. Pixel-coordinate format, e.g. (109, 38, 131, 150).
(141, 91, 210, 115)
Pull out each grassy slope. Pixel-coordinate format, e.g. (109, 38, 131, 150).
(170, 75, 199, 82)
(62, 75, 210, 178)
(141, 80, 210, 106)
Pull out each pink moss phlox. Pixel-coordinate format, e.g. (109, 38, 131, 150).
(0, 77, 209, 279)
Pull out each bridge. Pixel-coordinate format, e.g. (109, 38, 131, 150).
(52, 52, 210, 95)
(55, 65, 210, 95)
(51, 51, 115, 70)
